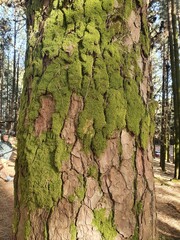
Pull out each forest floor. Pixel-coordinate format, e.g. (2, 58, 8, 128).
(154, 158, 180, 240)
(0, 150, 180, 239)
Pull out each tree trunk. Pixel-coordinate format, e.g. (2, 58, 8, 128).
(169, 0, 180, 179)
(160, 44, 167, 171)
(172, 0, 180, 179)
(14, 1, 156, 239)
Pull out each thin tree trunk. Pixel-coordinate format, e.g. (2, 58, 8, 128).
(160, 44, 167, 171)
(6, 52, 10, 119)
(171, 0, 180, 179)
(10, 11, 17, 124)
(176, 0, 180, 35)
(0, 44, 3, 121)
(165, 59, 171, 163)
(14, 53, 20, 131)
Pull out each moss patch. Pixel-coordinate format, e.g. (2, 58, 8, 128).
(103, 89, 127, 138)
(18, 134, 63, 211)
(131, 225, 139, 240)
(70, 223, 77, 240)
(140, 112, 150, 149)
(87, 165, 99, 179)
(125, 79, 145, 136)
(93, 209, 117, 240)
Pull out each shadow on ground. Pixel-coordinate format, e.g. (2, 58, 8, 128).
(154, 158, 180, 240)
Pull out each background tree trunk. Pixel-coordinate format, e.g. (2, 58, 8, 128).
(14, 1, 156, 239)
(160, 44, 167, 171)
(171, 0, 180, 179)
(168, 0, 180, 179)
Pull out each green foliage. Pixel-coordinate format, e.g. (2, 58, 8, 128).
(93, 209, 117, 240)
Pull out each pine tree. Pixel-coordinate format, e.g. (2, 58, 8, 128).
(14, 1, 156, 239)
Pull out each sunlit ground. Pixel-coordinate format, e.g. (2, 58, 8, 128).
(154, 158, 180, 239)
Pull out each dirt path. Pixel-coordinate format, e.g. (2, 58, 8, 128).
(0, 176, 14, 240)
(0, 154, 15, 240)
(0, 157, 179, 239)
(154, 158, 180, 240)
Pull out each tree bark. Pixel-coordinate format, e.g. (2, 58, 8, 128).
(171, 0, 180, 179)
(168, 0, 180, 179)
(160, 44, 167, 171)
(14, 1, 156, 239)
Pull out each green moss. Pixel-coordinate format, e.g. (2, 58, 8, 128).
(84, 0, 106, 24)
(131, 225, 139, 240)
(93, 209, 117, 240)
(68, 176, 86, 203)
(103, 89, 127, 137)
(140, 112, 150, 149)
(12, 211, 19, 235)
(42, 9, 64, 58)
(18, 135, 63, 211)
(68, 194, 76, 203)
(53, 0, 59, 8)
(33, 58, 43, 77)
(103, 45, 124, 89)
(81, 55, 94, 77)
(26, 96, 40, 123)
(140, 15, 150, 57)
(75, 186, 85, 201)
(54, 138, 71, 170)
(149, 100, 158, 137)
(76, 21, 86, 38)
(24, 220, 31, 240)
(68, 60, 82, 90)
(122, 47, 143, 83)
(125, 80, 145, 136)
(77, 91, 106, 155)
(135, 201, 143, 215)
(124, 0, 133, 18)
(102, 0, 114, 12)
(87, 165, 99, 179)
(94, 57, 109, 94)
(92, 131, 107, 157)
(81, 24, 101, 55)
(70, 223, 77, 240)
(140, 34, 150, 57)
